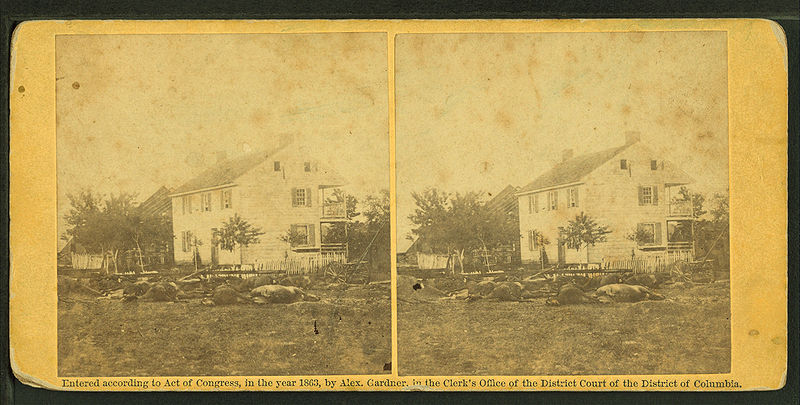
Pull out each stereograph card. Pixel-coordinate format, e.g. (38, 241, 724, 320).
(8, 19, 788, 391)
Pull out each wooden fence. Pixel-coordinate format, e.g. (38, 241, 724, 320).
(71, 253, 104, 270)
(601, 250, 693, 273)
(252, 252, 347, 275)
(417, 253, 451, 270)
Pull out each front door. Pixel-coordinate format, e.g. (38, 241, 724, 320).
(557, 240, 566, 266)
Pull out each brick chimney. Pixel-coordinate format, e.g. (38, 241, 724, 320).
(561, 149, 574, 162)
(624, 131, 641, 145)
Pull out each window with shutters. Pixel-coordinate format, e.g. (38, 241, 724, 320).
(528, 230, 539, 251)
(304, 161, 311, 172)
(289, 224, 314, 247)
(202, 192, 212, 212)
(274, 161, 281, 171)
(567, 187, 579, 208)
(620, 159, 628, 170)
(293, 188, 306, 206)
(548, 190, 558, 210)
(637, 223, 656, 245)
(182, 195, 192, 215)
(221, 189, 231, 209)
(651, 160, 658, 170)
(181, 231, 193, 252)
(641, 186, 653, 205)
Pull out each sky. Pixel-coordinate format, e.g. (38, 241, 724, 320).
(395, 32, 729, 250)
(56, 33, 389, 240)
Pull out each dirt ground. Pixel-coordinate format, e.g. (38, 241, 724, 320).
(398, 282, 730, 376)
(58, 284, 391, 376)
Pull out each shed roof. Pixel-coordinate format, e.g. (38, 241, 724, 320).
(485, 184, 520, 216)
(137, 186, 173, 217)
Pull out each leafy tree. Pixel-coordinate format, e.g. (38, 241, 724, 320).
(626, 226, 653, 246)
(63, 190, 139, 273)
(529, 229, 550, 270)
(213, 214, 265, 264)
(347, 190, 390, 281)
(408, 188, 519, 273)
(128, 210, 173, 272)
(327, 188, 360, 219)
(558, 212, 611, 264)
(676, 186, 706, 219)
(279, 227, 310, 249)
(694, 190, 730, 273)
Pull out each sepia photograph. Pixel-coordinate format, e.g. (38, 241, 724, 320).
(395, 32, 732, 376)
(55, 33, 392, 377)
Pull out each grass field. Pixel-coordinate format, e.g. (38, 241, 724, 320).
(58, 284, 391, 376)
(398, 283, 730, 376)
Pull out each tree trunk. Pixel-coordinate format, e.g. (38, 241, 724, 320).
(586, 244, 591, 265)
(135, 238, 144, 273)
(112, 249, 119, 274)
(479, 238, 491, 273)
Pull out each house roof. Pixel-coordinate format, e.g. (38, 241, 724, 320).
(485, 185, 520, 216)
(518, 143, 633, 194)
(172, 152, 270, 195)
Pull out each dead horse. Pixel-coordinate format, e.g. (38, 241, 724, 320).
(594, 283, 665, 303)
(546, 284, 596, 306)
(250, 284, 319, 304)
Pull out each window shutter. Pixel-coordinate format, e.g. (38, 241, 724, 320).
(554, 191, 558, 210)
(289, 225, 298, 247)
(220, 191, 224, 208)
(652, 185, 659, 205)
(574, 188, 579, 207)
(637, 186, 644, 206)
(528, 196, 532, 214)
(308, 224, 316, 246)
(534, 194, 539, 213)
(655, 223, 662, 245)
(306, 187, 313, 207)
(228, 190, 233, 209)
(181, 231, 186, 252)
(291, 188, 298, 207)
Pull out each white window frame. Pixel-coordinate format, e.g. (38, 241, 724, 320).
(202, 192, 212, 212)
(181, 231, 193, 253)
(293, 188, 306, 206)
(641, 186, 653, 205)
(567, 187, 578, 208)
(548, 190, 558, 210)
(182, 195, 192, 215)
(221, 189, 231, 209)
(291, 224, 310, 247)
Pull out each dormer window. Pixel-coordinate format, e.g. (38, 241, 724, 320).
(274, 161, 281, 171)
(304, 161, 311, 172)
(620, 159, 628, 170)
(651, 160, 658, 170)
